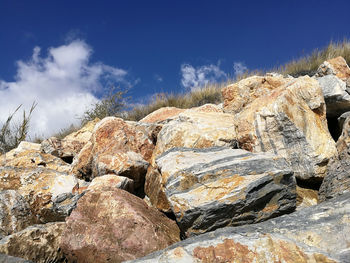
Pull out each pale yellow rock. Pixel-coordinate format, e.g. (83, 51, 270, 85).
(151, 111, 237, 165)
(222, 74, 292, 114)
(2, 150, 70, 174)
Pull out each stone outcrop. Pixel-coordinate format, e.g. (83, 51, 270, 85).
(149, 147, 296, 237)
(41, 118, 99, 163)
(0, 222, 66, 263)
(61, 188, 180, 263)
(129, 193, 350, 263)
(227, 75, 337, 182)
(151, 111, 237, 165)
(319, 114, 350, 201)
(0, 190, 35, 237)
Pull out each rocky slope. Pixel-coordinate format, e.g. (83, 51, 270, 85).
(0, 56, 349, 262)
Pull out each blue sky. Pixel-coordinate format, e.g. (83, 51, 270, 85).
(0, 0, 349, 137)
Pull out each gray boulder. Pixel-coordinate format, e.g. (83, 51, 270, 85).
(316, 75, 350, 117)
(129, 192, 350, 263)
(152, 147, 296, 237)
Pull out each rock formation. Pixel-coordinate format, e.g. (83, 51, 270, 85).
(0, 57, 349, 262)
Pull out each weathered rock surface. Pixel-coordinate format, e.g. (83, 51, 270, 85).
(0, 222, 66, 263)
(0, 254, 34, 263)
(2, 149, 70, 174)
(222, 74, 291, 114)
(0, 190, 35, 237)
(151, 111, 237, 165)
(150, 147, 296, 237)
(319, 114, 350, 201)
(129, 193, 350, 263)
(315, 56, 350, 81)
(0, 166, 81, 223)
(229, 75, 337, 182)
(41, 118, 99, 162)
(71, 117, 154, 185)
(61, 188, 180, 263)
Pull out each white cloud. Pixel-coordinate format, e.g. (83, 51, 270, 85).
(233, 62, 248, 77)
(180, 63, 227, 91)
(0, 40, 128, 138)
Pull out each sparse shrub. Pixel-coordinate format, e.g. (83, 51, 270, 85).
(81, 87, 128, 125)
(0, 102, 36, 153)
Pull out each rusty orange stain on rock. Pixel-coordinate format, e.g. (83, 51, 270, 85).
(193, 239, 257, 263)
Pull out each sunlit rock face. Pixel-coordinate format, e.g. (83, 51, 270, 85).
(223, 75, 337, 182)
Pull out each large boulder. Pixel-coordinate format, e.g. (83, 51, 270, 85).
(151, 111, 237, 165)
(226, 75, 337, 182)
(0, 166, 82, 223)
(319, 114, 350, 202)
(61, 188, 180, 263)
(129, 192, 350, 263)
(0, 222, 66, 263)
(148, 147, 296, 237)
(71, 117, 154, 187)
(41, 118, 99, 163)
(0, 190, 35, 237)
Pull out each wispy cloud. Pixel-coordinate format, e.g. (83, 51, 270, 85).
(233, 62, 248, 77)
(180, 63, 226, 91)
(154, 74, 163, 82)
(0, 40, 129, 138)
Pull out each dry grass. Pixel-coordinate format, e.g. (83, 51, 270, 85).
(126, 39, 350, 121)
(0, 103, 36, 153)
(126, 84, 225, 121)
(277, 39, 350, 77)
